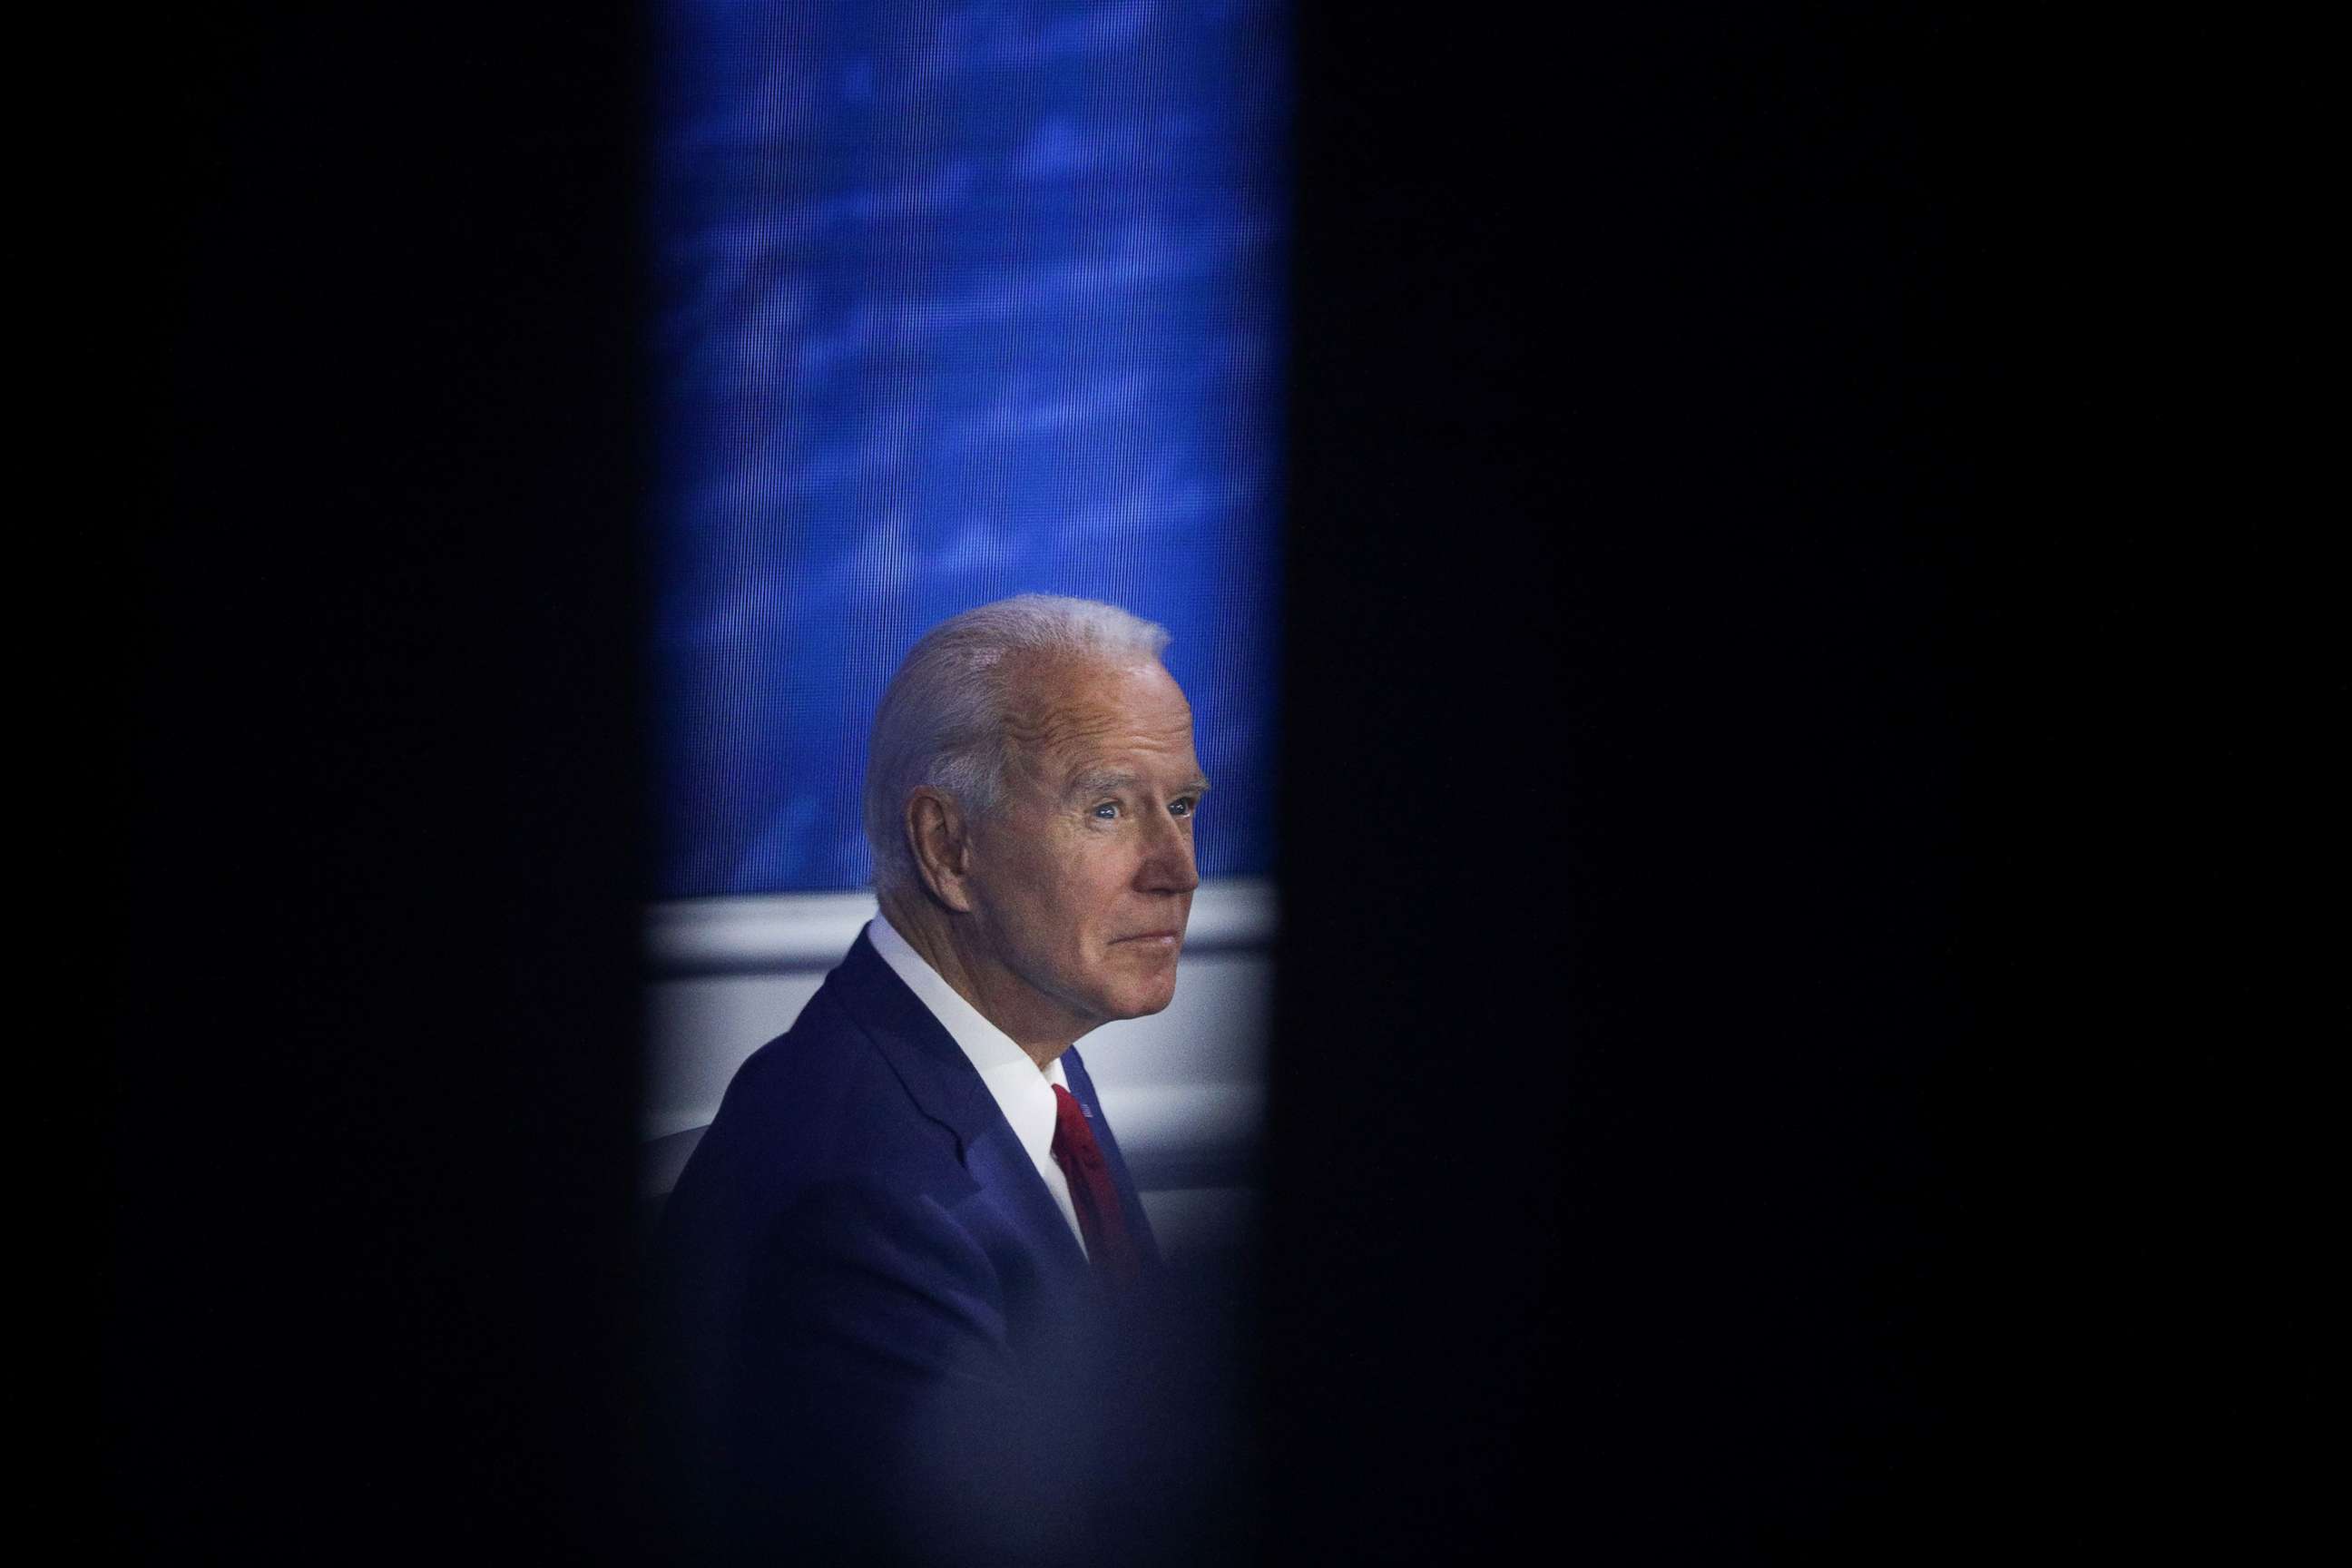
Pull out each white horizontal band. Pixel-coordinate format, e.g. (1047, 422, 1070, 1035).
(644, 877, 1278, 975)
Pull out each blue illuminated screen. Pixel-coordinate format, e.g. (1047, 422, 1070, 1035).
(652, 1, 1289, 896)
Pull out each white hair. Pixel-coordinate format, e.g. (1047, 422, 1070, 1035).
(863, 594, 1172, 897)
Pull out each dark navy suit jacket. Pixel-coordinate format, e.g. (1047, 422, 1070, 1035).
(654, 928, 1162, 1562)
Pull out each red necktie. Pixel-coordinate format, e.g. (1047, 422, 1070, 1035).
(1051, 1083, 1142, 1291)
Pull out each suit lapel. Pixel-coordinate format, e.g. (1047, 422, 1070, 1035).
(831, 931, 1093, 1284)
(831, 930, 993, 1146)
(957, 1110, 1093, 1283)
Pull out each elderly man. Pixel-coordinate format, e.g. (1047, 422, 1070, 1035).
(655, 594, 1205, 1562)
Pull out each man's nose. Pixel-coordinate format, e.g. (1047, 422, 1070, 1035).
(1138, 808, 1200, 895)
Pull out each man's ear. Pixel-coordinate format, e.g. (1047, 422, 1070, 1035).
(905, 789, 976, 913)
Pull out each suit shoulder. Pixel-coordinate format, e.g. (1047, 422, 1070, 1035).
(711, 985, 904, 1153)
(676, 960, 965, 1215)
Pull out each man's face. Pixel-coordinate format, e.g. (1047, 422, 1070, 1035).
(962, 654, 1207, 1043)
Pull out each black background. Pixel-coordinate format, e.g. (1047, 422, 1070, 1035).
(122, 4, 2304, 1561)
(1268, 8, 1998, 1559)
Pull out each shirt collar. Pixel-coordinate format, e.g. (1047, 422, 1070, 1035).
(865, 914, 1068, 1166)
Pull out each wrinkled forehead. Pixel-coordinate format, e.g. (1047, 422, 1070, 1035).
(998, 652, 1196, 775)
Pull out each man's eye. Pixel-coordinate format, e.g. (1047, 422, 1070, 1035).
(1170, 798, 1194, 818)
(1092, 802, 1121, 820)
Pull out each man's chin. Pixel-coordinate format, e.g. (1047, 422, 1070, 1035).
(1099, 978, 1180, 1022)
(1088, 940, 1184, 1020)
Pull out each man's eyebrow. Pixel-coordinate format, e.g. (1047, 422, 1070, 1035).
(1063, 769, 1213, 799)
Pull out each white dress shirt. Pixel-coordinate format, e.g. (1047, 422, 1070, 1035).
(865, 915, 1089, 1256)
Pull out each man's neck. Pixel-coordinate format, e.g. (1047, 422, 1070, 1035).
(876, 892, 1084, 1070)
